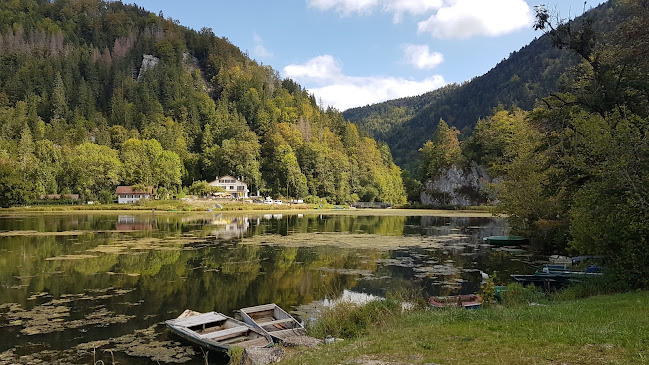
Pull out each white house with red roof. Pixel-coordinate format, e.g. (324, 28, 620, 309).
(115, 186, 154, 204)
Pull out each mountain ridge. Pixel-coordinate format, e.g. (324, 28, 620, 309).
(343, 0, 618, 170)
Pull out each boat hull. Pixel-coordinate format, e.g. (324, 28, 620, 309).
(428, 294, 483, 309)
(165, 311, 272, 353)
(482, 236, 529, 246)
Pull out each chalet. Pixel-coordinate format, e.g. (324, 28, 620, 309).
(115, 186, 154, 204)
(208, 175, 249, 198)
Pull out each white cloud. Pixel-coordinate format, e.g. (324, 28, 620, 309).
(307, 0, 379, 15)
(308, 0, 532, 38)
(384, 0, 444, 23)
(253, 33, 273, 58)
(282, 55, 343, 83)
(403, 44, 444, 70)
(283, 55, 446, 110)
(417, 0, 532, 39)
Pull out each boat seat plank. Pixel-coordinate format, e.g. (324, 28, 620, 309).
(240, 304, 277, 313)
(268, 328, 307, 340)
(237, 337, 271, 348)
(171, 312, 226, 327)
(259, 318, 295, 326)
(201, 326, 249, 339)
(220, 335, 250, 345)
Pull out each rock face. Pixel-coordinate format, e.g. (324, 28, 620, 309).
(137, 54, 160, 80)
(420, 162, 491, 207)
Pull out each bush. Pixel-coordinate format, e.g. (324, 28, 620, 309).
(550, 275, 629, 301)
(479, 276, 497, 304)
(501, 282, 545, 306)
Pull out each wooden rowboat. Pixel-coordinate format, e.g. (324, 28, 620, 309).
(165, 310, 272, 352)
(482, 236, 529, 246)
(239, 303, 306, 342)
(428, 294, 483, 309)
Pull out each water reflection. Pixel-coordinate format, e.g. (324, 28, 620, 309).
(117, 215, 154, 231)
(210, 216, 249, 240)
(0, 212, 530, 364)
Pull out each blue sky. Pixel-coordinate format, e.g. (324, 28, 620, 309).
(131, 0, 605, 111)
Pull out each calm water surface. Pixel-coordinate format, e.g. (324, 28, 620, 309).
(0, 212, 533, 364)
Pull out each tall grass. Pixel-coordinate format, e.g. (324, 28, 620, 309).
(226, 346, 243, 365)
(307, 299, 401, 339)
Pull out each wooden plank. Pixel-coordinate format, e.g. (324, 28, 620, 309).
(259, 318, 295, 326)
(269, 328, 307, 340)
(171, 312, 226, 327)
(201, 326, 249, 340)
(236, 337, 271, 348)
(240, 303, 277, 313)
(220, 335, 250, 345)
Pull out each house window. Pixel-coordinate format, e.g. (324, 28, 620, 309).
(229, 186, 234, 190)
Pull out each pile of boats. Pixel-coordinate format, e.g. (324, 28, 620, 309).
(165, 303, 306, 353)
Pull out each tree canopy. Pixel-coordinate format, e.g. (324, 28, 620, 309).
(0, 0, 406, 205)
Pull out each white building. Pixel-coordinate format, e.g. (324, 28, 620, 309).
(208, 176, 249, 198)
(115, 186, 154, 204)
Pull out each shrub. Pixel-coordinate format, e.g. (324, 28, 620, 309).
(550, 274, 629, 301)
(501, 282, 545, 306)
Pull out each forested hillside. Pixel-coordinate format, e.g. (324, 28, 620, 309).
(415, 0, 649, 285)
(0, 0, 406, 206)
(344, 1, 618, 170)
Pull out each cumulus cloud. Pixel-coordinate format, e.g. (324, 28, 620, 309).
(282, 55, 343, 83)
(307, 0, 379, 15)
(402, 44, 444, 70)
(384, 0, 444, 23)
(253, 34, 273, 58)
(309, 0, 532, 37)
(417, 0, 532, 39)
(283, 55, 446, 110)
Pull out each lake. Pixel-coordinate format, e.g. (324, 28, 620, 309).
(0, 211, 533, 364)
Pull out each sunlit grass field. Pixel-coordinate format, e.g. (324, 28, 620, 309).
(281, 292, 649, 365)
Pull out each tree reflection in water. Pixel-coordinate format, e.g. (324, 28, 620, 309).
(0, 212, 525, 364)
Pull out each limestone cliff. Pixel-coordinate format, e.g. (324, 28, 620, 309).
(420, 162, 492, 207)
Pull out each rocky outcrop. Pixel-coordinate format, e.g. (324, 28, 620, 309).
(240, 346, 285, 365)
(137, 54, 159, 80)
(420, 162, 491, 207)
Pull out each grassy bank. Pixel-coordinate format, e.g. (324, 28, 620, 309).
(281, 291, 649, 364)
(0, 201, 493, 217)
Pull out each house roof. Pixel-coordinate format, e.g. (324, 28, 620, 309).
(115, 186, 154, 195)
(209, 176, 246, 184)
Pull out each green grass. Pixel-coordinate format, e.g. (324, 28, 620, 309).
(281, 292, 649, 364)
(1, 199, 314, 212)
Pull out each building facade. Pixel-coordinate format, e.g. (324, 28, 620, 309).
(208, 176, 249, 198)
(115, 186, 155, 204)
